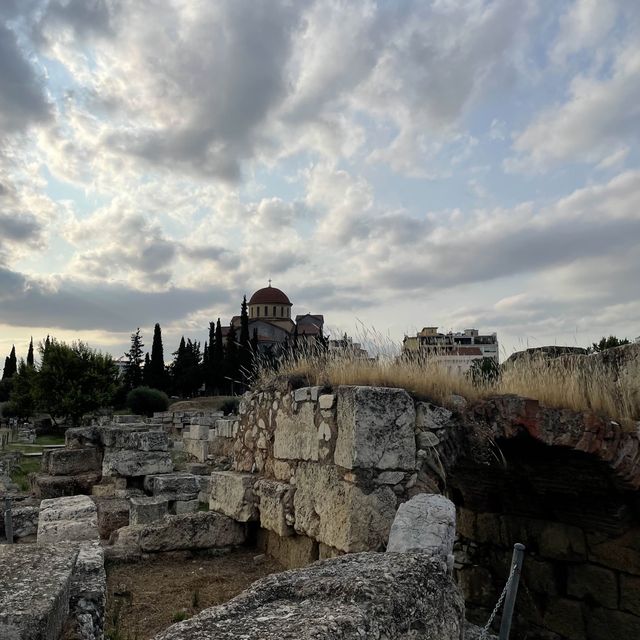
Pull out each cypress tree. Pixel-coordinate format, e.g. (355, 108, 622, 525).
(214, 318, 224, 393)
(2, 346, 17, 379)
(206, 321, 216, 392)
(148, 323, 167, 390)
(142, 352, 151, 386)
(225, 325, 238, 394)
(26, 337, 34, 367)
(239, 296, 251, 389)
(171, 337, 187, 396)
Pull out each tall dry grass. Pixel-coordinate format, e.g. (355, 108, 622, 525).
(254, 338, 639, 423)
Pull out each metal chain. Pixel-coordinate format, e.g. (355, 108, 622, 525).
(478, 561, 518, 639)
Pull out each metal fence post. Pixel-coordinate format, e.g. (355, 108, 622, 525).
(499, 543, 525, 640)
(4, 496, 13, 544)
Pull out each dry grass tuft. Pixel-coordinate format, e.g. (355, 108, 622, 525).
(254, 341, 639, 423)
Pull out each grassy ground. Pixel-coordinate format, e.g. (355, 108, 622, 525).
(105, 549, 283, 640)
(10, 457, 41, 491)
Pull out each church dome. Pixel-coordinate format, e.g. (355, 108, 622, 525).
(249, 285, 291, 306)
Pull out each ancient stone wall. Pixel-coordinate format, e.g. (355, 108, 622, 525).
(219, 385, 640, 640)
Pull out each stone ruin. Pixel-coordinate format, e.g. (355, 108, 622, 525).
(2, 369, 640, 639)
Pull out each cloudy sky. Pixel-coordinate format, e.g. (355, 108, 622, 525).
(1, 0, 639, 363)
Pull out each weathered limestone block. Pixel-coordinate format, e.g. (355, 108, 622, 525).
(175, 499, 199, 514)
(100, 426, 168, 451)
(188, 424, 210, 440)
(112, 414, 143, 423)
(184, 437, 208, 462)
(68, 541, 106, 640)
(130, 496, 168, 525)
(34, 473, 101, 499)
(151, 552, 464, 640)
(0, 544, 79, 640)
(65, 426, 101, 449)
(37, 495, 100, 545)
(209, 471, 258, 522)
(257, 529, 319, 569)
(41, 448, 102, 476)
(543, 598, 587, 640)
(318, 394, 335, 410)
(186, 463, 210, 475)
(293, 462, 397, 552)
(415, 402, 453, 431)
(138, 511, 246, 552)
(144, 472, 201, 500)
(255, 478, 295, 537)
(273, 402, 319, 461)
(567, 564, 618, 609)
(102, 449, 173, 477)
(93, 497, 130, 539)
(7, 504, 40, 539)
(387, 494, 456, 573)
(335, 386, 416, 471)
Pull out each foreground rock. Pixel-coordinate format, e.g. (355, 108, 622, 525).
(0, 544, 78, 640)
(152, 552, 464, 640)
(387, 493, 456, 572)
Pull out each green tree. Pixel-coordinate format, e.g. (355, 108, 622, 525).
(212, 318, 224, 393)
(591, 336, 631, 353)
(26, 338, 34, 367)
(2, 345, 17, 380)
(170, 337, 202, 397)
(147, 323, 168, 391)
(8, 359, 37, 419)
(35, 340, 118, 427)
(238, 296, 252, 389)
(123, 328, 144, 390)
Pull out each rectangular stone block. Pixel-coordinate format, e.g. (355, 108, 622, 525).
(209, 471, 258, 522)
(189, 424, 210, 440)
(257, 528, 319, 569)
(335, 386, 416, 471)
(293, 462, 397, 552)
(42, 447, 102, 476)
(184, 437, 208, 462)
(102, 450, 173, 477)
(255, 479, 295, 537)
(0, 544, 78, 640)
(273, 402, 319, 461)
(175, 499, 199, 514)
(144, 473, 201, 499)
(65, 426, 101, 449)
(94, 497, 130, 539)
(130, 496, 168, 525)
(567, 564, 618, 609)
(113, 415, 143, 423)
(138, 511, 246, 552)
(37, 495, 100, 545)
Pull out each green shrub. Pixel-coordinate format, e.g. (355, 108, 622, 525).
(219, 398, 239, 415)
(126, 386, 169, 416)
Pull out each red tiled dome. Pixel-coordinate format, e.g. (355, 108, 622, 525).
(249, 286, 291, 305)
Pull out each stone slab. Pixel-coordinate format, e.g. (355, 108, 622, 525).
(175, 499, 199, 514)
(34, 473, 101, 499)
(93, 497, 130, 539)
(151, 552, 464, 640)
(255, 479, 295, 537)
(102, 449, 173, 477)
(334, 386, 416, 471)
(130, 496, 168, 525)
(144, 472, 202, 499)
(68, 541, 106, 640)
(138, 511, 246, 552)
(41, 448, 102, 476)
(387, 494, 456, 572)
(37, 495, 100, 545)
(293, 462, 397, 552)
(0, 544, 78, 640)
(209, 471, 258, 522)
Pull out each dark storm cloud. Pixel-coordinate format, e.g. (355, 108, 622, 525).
(0, 267, 232, 332)
(0, 22, 50, 133)
(0, 212, 42, 243)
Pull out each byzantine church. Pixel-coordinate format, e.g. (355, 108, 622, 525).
(227, 283, 324, 351)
